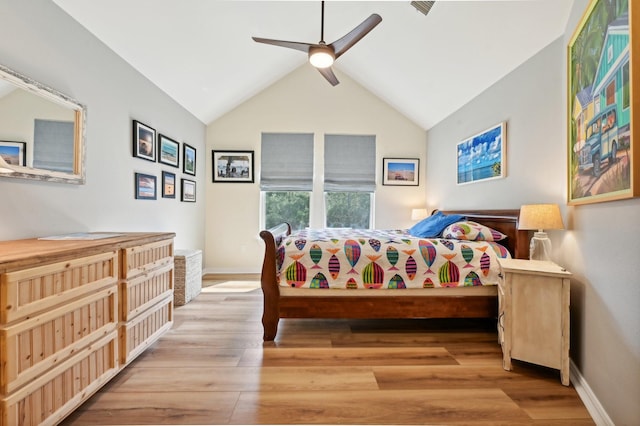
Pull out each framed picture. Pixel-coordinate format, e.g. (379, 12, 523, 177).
(456, 122, 506, 185)
(134, 172, 157, 200)
(162, 171, 176, 198)
(181, 178, 196, 202)
(212, 150, 255, 183)
(382, 158, 419, 186)
(158, 134, 179, 168)
(183, 143, 196, 175)
(0, 141, 26, 166)
(567, 0, 637, 205)
(133, 120, 156, 162)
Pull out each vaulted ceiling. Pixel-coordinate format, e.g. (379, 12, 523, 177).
(53, 0, 574, 130)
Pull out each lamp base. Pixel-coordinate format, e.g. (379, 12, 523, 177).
(529, 231, 552, 261)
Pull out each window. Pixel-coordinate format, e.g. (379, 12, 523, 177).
(261, 133, 313, 231)
(325, 192, 371, 228)
(605, 80, 616, 106)
(264, 191, 310, 230)
(324, 134, 376, 228)
(33, 119, 75, 172)
(261, 133, 376, 230)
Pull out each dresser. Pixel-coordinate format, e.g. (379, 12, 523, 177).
(498, 258, 572, 385)
(0, 232, 175, 425)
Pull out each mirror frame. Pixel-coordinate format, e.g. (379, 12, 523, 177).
(0, 63, 86, 184)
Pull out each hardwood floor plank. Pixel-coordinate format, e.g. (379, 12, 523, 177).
(230, 389, 529, 425)
(62, 391, 240, 425)
(330, 331, 498, 347)
(239, 346, 457, 367)
(504, 385, 593, 420)
(106, 366, 379, 392)
(374, 364, 560, 390)
(129, 345, 246, 367)
(153, 332, 266, 349)
(441, 341, 505, 365)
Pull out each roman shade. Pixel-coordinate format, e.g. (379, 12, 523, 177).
(260, 132, 314, 191)
(324, 134, 376, 192)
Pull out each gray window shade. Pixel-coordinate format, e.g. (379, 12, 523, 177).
(33, 119, 74, 172)
(260, 133, 314, 191)
(324, 134, 376, 192)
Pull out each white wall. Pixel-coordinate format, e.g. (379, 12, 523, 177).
(0, 0, 207, 251)
(205, 65, 426, 273)
(425, 3, 640, 423)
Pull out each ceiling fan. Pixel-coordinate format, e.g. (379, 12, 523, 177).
(252, 1, 382, 86)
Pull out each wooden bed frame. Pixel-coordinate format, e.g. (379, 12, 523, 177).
(259, 209, 530, 341)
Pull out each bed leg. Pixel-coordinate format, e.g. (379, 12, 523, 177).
(261, 288, 280, 341)
(262, 314, 279, 341)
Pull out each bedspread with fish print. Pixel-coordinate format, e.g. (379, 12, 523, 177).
(276, 228, 511, 289)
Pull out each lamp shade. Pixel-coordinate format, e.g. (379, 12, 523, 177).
(518, 204, 564, 231)
(411, 208, 429, 221)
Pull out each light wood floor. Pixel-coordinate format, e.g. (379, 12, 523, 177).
(62, 282, 594, 425)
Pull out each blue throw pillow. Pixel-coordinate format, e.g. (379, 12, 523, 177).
(408, 211, 465, 238)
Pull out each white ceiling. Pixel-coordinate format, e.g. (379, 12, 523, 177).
(52, 0, 574, 130)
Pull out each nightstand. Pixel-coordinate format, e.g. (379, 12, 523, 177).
(498, 258, 572, 385)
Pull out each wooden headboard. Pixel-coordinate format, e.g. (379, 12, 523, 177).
(436, 209, 530, 259)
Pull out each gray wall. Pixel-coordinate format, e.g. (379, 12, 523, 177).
(426, 2, 639, 424)
(0, 0, 206, 250)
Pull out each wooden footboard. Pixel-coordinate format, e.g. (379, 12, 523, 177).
(259, 223, 290, 340)
(258, 209, 529, 341)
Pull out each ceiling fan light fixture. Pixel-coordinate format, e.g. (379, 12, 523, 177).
(308, 45, 335, 68)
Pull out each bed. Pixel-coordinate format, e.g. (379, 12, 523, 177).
(259, 209, 530, 341)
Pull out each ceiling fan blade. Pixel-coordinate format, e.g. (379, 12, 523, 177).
(330, 14, 382, 59)
(252, 37, 314, 53)
(317, 67, 339, 86)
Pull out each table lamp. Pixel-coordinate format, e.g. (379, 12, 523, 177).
(518, 204, 564, 261)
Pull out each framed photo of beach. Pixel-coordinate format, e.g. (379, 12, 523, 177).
(162, 171, 176, 199)
(382, 158, 419, 186)
(158, 134, 179, 168)
(567, 0, 638, 205)
(181, 178, 196, 202)
(134, 172, 157, 200)
(212, 150, 255, 183)
(456, 122, 506, 185)
(0, 141, 26, 166)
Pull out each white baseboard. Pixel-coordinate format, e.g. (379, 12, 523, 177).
(202, 268, 261, 275)
(570, 359, 614, 426)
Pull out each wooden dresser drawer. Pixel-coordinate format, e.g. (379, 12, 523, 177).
(0, 330, 118, 426)
(120, 262, 173, 322)
(0, 251, 118, 324)
(122, 239, 173, 280)
(0, 285, 118, 395)
(120, 294, 173, 365)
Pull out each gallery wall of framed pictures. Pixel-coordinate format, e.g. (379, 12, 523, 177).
(131, 119, 197, 202)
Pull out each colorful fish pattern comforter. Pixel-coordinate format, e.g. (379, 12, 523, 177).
(276, 228, 511, 289)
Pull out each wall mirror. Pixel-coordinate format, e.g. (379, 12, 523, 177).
(0, 63, 86, 184)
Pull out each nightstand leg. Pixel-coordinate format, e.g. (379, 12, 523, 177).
(502, 335, 512, 372)
(561, 359, 570, 386)
(503, 352, 512, 371)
